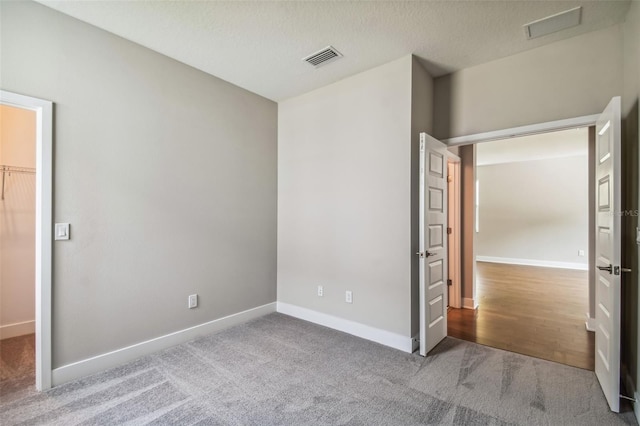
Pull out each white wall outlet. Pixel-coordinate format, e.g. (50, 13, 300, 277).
(317, 285, 323, 297)
(578, 250, 585, 257)
(345, 290, 353, 304)
(188, 294, 198, 309)
(54, 223, 70, 240)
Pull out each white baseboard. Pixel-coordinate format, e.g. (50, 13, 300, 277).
(0, 320, 35, 340)
(476, 256, 588, 271)
(585, 313, 595, 332)
(52, 302, 276, 386)
(276, 302, 413, 353)
(462, 298, 478, 310)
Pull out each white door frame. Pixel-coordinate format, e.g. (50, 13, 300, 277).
(446, 152, 462, 309)
(443, 114, 599, 320)
(1, 90, 53, 390)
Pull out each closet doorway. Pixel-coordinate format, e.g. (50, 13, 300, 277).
(0, 90, 53, 391)
(1, 105, 37, 395)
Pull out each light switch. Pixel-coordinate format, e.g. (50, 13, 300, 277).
(55, 223, 70, 240)
(637, 227, 640, 245)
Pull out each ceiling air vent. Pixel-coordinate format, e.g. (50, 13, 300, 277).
(523, 6, 582, 40)
(303, 46, 343, 68)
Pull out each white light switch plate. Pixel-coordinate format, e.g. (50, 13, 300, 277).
(637, 227, 640, 245)
(54, 223, 70, 240)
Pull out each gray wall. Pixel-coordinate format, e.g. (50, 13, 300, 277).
(437, 24, 626, 307)
(459, 145, 475, 303)
(278, 56, 416, 338)
(620, 0, 640, 400)
(477, 156, 589, 266)
(434, 25, 623, 140)
(1, 1, 277, 367)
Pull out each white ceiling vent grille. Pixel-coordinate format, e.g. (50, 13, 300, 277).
(303, 46, 343, 68)
(524, 7, 582, 40)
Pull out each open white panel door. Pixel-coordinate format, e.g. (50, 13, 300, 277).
(418, 132, 448, 356)
(595, 96, 622, 413)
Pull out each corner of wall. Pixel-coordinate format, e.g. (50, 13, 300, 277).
(410, 55, 435, 338)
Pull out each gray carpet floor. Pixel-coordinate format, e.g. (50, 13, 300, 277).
(0, 313, 637, 425)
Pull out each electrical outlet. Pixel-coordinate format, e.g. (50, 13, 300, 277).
(578, 250, 585, 257)
(317, 285, 324, 297)
(345, 290, 353, 304)
(188, 294, 198, 309)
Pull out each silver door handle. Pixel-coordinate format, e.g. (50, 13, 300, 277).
(416, 251, 436, 258)
(598, 264, 613, 274)
(622, 268, 632, 273)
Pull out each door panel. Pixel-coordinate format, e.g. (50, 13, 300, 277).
(594, 96, 621, 413)
(419, 132, 448, 356)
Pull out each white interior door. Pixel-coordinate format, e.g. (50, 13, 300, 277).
(419, 132, 448, 356)
(594, 96, 622, 412)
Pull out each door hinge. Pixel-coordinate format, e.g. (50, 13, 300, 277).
(447, 279, 452, 286)
(447, 227, 452, 235)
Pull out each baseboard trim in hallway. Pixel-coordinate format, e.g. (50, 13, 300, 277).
(476, 256, 588, 271)
(51, 302, 276, 386)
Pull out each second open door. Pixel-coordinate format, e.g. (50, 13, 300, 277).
(418, 132, 448, 356)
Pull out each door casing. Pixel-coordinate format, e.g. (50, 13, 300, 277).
(446, 153, 462, 309)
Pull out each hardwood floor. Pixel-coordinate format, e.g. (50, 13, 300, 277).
(447, 262, 594, 370)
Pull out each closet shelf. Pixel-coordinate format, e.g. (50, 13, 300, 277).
(1, 164, 36, 200)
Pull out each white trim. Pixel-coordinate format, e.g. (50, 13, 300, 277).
(476, 256, 588, 271)
(277, 302, 413, 353)
(443, 114, 599, 146)
(0, 320, 35, 340)
(447, 157, 462, 309)
(0, 90, 53, 391)
(585, 312, 596, 332)
(52, 302, 276, 386)
(445, 150, 461, 162)
(462, 298, 478, 310)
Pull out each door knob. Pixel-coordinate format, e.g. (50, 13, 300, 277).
(598, 264, 613, 274)
(425, 251, 435, 257)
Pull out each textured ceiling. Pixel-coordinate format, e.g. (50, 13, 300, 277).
(477, 127, 588, 166)
(36, 1, 631, 101)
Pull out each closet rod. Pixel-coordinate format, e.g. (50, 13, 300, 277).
(1, 164, 36, 201)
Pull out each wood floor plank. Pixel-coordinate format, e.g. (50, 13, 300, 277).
(447, 262, 594, 370)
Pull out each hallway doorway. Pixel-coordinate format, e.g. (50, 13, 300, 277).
(447, 126, 594, 370)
